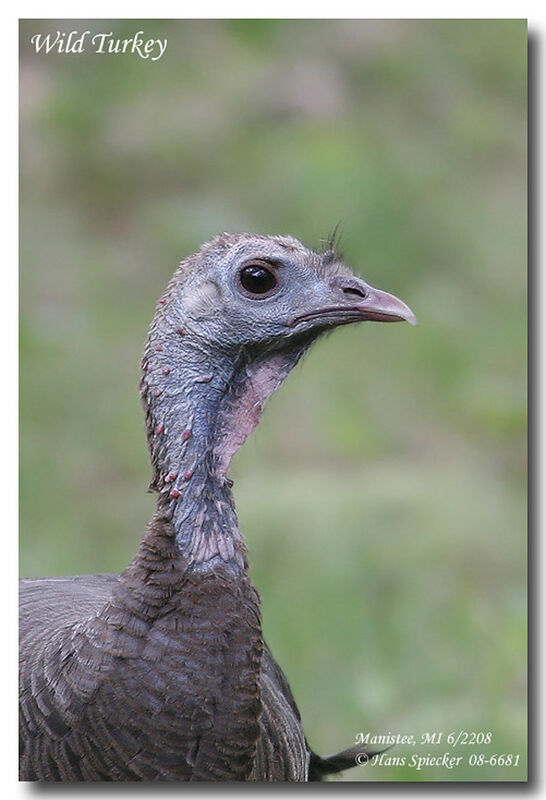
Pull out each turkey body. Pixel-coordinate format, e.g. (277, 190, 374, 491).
(19, 526, 309, 781)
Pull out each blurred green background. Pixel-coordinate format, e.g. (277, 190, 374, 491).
(19, 19, 527, 781)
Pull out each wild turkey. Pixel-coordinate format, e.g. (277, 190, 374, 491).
(19, 233, 415, 781)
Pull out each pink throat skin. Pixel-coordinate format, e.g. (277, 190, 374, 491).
(214, 356, 287, 478)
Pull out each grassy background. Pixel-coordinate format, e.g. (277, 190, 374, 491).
(19, 19, 527, 781)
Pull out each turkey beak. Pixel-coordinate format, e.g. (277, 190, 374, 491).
(350, 284, 417, 326)
(290, 277, 417, 329)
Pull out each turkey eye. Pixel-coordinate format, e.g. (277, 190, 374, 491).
(239, 264, 278, 296)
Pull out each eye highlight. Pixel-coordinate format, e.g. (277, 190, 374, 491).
(239, 262, 278, 297)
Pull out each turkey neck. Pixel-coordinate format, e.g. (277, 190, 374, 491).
(140, 315, 310, 574)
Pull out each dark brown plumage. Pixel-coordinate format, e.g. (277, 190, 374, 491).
(19, 233, 415, 781)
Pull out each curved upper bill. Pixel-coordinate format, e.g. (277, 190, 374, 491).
(355, 286, 417, 325)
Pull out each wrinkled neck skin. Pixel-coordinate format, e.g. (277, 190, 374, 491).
(141, 312, 314, 575)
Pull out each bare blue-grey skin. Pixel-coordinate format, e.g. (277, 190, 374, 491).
(19, 233, 415, 782)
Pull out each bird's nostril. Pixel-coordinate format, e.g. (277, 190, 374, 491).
(342, 286, 367, 300)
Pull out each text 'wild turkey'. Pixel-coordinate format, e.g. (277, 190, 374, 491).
(19, 233, 416, 781)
